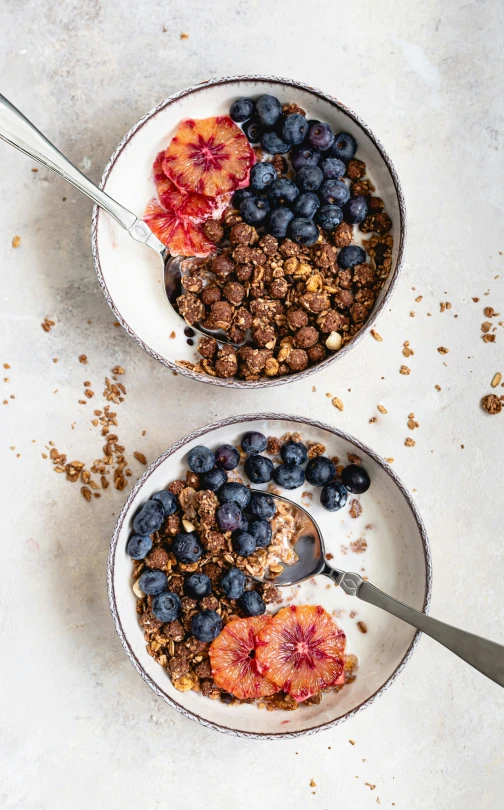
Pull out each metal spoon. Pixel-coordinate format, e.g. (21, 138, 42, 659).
(252, 490, 504, 688)
(0, 93, 236, 346)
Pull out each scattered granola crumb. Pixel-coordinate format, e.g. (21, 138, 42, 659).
(377, 404, 387, 414)
(312, 385, 316, 392)
(357, 621, 368, 633)
(437, 347, 449, 354)
(370, 330, 382, 342)
(113, 321, 120, 327)
(349, 499, 362, 519)
(41, 317, 55, 333)
(332, 397, 344, 411)
(350, 538, 367, 554)
(180, 31, 189, 39)
(484, 307, 498, 317)
(483, 334, 496, 343)
(409, 311, 415, 317)
(349, 739, 356, 745)
(79, 355, 88, 364)
(134, 451, 147, 464)
(347, 453, 361, 464)
(169, 330, 176, 339)
(481, 322, 492, 333)
(491, 372, 502, 388)
(472, 297, 480, 302)
(385, 457, 394, 463)
(112, 365, 125, 375)
(3, 363, 10, 369)
(415, 295, 423, 302)
(12, 235, 21, 248)
(405, 438, 416, 447)
(309, 780, 316, 788)
(81, 486, 92, 502)
(435, 384, 441, 391)
(481, 394, 502, 414)
(399, 365, 410, 375)
(365, 783, 376, 791)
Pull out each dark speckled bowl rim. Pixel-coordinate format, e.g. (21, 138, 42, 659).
(108, 413, 431, 739)
(91, 75, 407, 389)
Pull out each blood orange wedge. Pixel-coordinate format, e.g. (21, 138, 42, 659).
(163, 116, 255, 197)
(152, 152, 219, 219)
(255, 605, 346, 702)
(144, 199, 215, 258)
(209, 616, 280, 700)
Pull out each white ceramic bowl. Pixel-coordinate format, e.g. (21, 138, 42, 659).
(92, 75, 406, 389)
(108, 414, 431, 738)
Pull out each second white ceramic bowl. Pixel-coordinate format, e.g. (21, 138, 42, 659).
(108, 414, 430, 738)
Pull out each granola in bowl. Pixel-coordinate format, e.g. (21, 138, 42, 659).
(127, 428, 365, 710)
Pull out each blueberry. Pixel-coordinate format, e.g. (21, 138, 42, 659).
(291, 145, 321, 171)
(126, 533, 152, 560)
(242, 118, 263, 143)
(330, 132, 357, 162)
(256, 94, 282, 128)
(200, 467, 228, 492)
(184, 572, 212, 599)
(172, 532, 203, 563)
(232, 187, 253, 207)
(296, 165, 324, 193)
(138, 568, 167, 596)
(248, 519, 272, 548)
(283, 113, 308, 145)
(293, 192, 320, 219)
(187, 445, 215, 474)
(273, 463, 305, 490)
(337, 245, 366, 269)
(280, 440, 308, 466)
(290, 217, 319, 246)
(250, 162, 277, 191)
(230, 97, 255, 123)
(341, 464, 371, 494)
(249, 492, 276, 520)
(320, 481, 348, 511)
(220, 567, 247, 599)
(241, 431, 268, 455)
(152, 591, 182, 622)
(132, 500, 165, 535)
(244, 454, 274, 484)
(218, 481, 251, 509)
(343, 196, 368, 224)
(261, 131, 290, 155)
(319, 179, 350, 207)
(191, 610, 223, 642)
(151, 489, 178, 516)
(305, 456, 336, 486)
(239, 590, 266, 617)
(316, 205, 343, 231)
(240, 195, 270, 224)
(269, 207, 294, 238)
(214, 444, 240, 471)
(321, 157, 346, 179)
(217, 501, 243, 532)
(232, 530, 257, 557)
(308, 122, 335, 151)
(268, 178, 299, 208)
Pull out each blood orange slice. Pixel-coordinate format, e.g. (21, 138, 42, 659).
(144, 199, 215, 258)
(163, 116, 255, 197)
(153, 152, 223, 220)
(209, 616, 280, 700)
(256, 605, 346, 702)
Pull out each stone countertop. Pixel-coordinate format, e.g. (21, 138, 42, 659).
(1, 1, 503, 808)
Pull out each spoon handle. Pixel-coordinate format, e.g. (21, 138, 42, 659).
(357, 580, 504, 687)
(0, 93, 161, 250)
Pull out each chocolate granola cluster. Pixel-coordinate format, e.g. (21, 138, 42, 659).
(176, 190, 393, 381)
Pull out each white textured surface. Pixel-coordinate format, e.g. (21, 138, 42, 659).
(0, 1, 503, 808)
